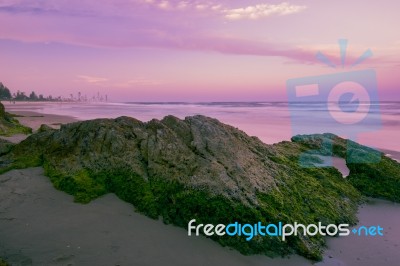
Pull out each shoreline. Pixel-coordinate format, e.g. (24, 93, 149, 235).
(0, 109, 78, 143)
(3, 101, 400, 152)
(8, 110, 79, 131)
(2, 107, 400, 161)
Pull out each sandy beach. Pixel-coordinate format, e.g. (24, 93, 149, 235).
(8, 110, 78, 132)
(0, 105, 399, 266)
(317, 198, 400, 266)
(1, 168, 399, 266)
(0, 168, 312, 266)
(0, 109, 77, 144)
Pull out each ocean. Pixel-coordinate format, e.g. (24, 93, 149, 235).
(5, 101, 400, 152)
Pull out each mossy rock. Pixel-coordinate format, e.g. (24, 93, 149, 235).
(0, 139, 14, 156)
(0, 116, 398, 261)
(38, 124, 55, 133)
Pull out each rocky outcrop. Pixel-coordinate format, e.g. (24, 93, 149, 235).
(1, 115, 398, 260)
(37, 124, 55, 133)
(0, 139, 14, 156)
(0, 102, 32, 136)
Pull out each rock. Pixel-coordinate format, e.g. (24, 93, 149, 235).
(0, 139, 14, 156)
(37, 124, 55, 133)
(0, 115, 398, 260)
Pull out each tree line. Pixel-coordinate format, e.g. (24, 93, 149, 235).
(0, 82, 62, 101)
(0, 82, 108, 102)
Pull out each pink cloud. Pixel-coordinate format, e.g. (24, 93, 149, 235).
(77, 75, 108, 83)
(223, 2, 306, 20)
(1, 0, 399, 102)
(0, 0, 394, 68)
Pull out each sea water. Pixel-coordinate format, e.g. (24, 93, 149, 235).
(5, 101, 400, 152)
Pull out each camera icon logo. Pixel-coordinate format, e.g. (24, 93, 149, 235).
(287, 40, 381, 167)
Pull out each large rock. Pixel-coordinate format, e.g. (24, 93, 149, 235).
(1, 115, 398, 260)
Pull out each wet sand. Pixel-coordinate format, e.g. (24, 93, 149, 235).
(0, 168, 311, 266)
(0, 110, 78, 144)
(317, 199, 400, 266)
(8, 110, 78, 132)
(1, 168, 399, 266)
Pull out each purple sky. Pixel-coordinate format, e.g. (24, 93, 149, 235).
(0, 0, 399, 101)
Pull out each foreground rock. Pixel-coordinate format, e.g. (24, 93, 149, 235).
(0, 115, 398, 260)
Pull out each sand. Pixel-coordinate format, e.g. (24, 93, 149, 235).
(317, 199, 400, 266)
(0, 168, 311, 266)
(1, 168, 399, 266)
(9, 111, 78, 131)
(0, 110, 78, 144)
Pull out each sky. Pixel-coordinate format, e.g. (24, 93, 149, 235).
(0, 0, 399, 102)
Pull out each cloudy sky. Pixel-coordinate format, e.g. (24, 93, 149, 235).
(0, 0, 399, 101)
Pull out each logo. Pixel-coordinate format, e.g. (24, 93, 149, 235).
(187, 220, 384, 241)
(286, 39, 381, 166)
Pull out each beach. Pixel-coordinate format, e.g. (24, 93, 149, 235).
(0, 107, 77, 143)
(4, 101, 400, 152)
(1, 167, 399, 266)
(1, 103, 399, 266)
(0, 168, 311, 266)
